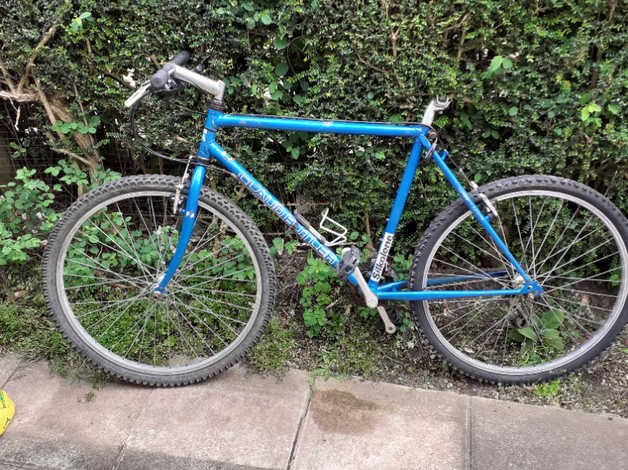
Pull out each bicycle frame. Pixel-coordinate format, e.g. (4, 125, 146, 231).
(154, 108, 542, 302)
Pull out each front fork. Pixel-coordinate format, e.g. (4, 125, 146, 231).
(152, 164, 206, 295)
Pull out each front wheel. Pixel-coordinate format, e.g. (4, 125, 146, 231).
(410, 175, 628, 384)
(42, 175, 276, 386)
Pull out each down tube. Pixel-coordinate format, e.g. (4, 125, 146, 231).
(205, 138, 359, 286)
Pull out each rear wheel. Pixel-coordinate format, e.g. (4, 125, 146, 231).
(410, 175, 628, 383)
(42, 175, 275, 386)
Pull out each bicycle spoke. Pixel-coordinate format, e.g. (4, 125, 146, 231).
(533, 199, 564, 264)
(171, 299, 231, 348)
(66, 246, 146, 287)
(170, 301, 220, 354)
(534, 206, 583, 275)
(98, 211, 154, 279)
(542, 284, 618, 299)
(542, 252, 619, 284)
(533, 297, 594, 336)
(543, 229, 611, 279)
(168, 301, 205, 358)
(432, 256, 510, 289)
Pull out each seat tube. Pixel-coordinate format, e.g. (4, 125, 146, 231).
(153, 163, 206, 295)
(368, 137, 423, 288)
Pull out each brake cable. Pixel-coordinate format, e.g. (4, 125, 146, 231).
(128, 91, 233, 176)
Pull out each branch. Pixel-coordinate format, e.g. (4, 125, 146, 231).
(34, 80, 60, 126)
(0, 59, 17, 93)
(72, 82, 89, 128)
(0, 90, 39, 102)
(50, 144, 94, 167)
(17, 24, 58, 93)
(103, 72, 133, 89)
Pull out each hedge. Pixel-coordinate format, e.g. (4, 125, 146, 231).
(1, 0, 626, 257)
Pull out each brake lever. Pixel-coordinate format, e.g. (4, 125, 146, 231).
(124, 81, 151, 108)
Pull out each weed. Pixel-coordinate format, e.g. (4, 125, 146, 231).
(534, 379, 561, 398)
(296, 255, 346, 338)
(247, 316, 296, 373)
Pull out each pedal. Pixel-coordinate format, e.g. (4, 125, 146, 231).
(336, 245, 360, 280)
(470, 182, 498, 219)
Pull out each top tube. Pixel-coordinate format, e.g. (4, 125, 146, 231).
(206, 110, 429, 138)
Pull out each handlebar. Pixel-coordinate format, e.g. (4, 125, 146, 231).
(125, 52, 448, 126)
(124, 51, 225, 108)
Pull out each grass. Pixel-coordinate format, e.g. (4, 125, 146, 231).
(247, 316, 296, 374)
(0, 271, 106, 383)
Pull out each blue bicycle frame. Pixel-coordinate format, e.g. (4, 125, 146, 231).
(153, 109, 542, 302)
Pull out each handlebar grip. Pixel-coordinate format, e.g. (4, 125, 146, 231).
(171, 51, 190, 66)
(150, 52, 190, 90)
(150, 69, 170, 89)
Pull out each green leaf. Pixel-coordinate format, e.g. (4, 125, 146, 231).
(517, 327, 538, 342)
(272, 237, 284, 256)
(44, 167, 61, 177)
(607, 104, 620, 116)
(487, 56, 503, 74)
(541, 310, 564, 329)
(260, 12, 272, 25)
(274, 37, 288, 49)
(275, 62, 289, 76)
(508, 106, 518, 116)
(508, 329, 525, 341)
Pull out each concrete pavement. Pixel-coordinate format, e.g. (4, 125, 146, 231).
(1, 353, 626, 470)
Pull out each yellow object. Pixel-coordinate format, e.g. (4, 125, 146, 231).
(0, 389, 15, 436)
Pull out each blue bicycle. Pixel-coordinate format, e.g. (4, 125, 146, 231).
(42, 52, 628, 386)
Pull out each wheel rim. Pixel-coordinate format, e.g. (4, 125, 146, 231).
(56, 190, 262, 376)
(421, 189, 628, 376)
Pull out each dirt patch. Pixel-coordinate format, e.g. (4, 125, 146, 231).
(310, 390, 379, 435)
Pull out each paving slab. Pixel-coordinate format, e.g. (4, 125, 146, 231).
(292, 376, 467, 470)
(0, 360, 153, 470)
(0, 353, 21, 386)
(471, 395, 628, 470)
(119, 365, 310, 470)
